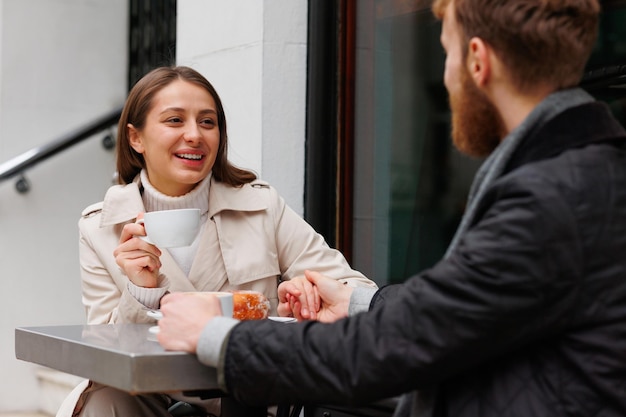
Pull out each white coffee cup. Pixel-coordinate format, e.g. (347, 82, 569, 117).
(146, 292, 233, 339)
(188, 291, 234, 318)
(146, 291, 234, 320)
(137, 208, 200, 248)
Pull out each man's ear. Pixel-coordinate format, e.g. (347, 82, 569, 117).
(127, 123, 144, 153)
(466, 37, 491, 87)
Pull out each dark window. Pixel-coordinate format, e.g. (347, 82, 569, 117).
(307, 0, 626, 286)
(128, 0, 177, 90)
(306, 0, 478, 285)
(581, 0, 626, 127)
(349, 1, 479, 285)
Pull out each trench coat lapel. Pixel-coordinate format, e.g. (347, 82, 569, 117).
(99, 180, 145, 227)
(186, 221, 228, 291)
(187, 178, 270, 291)
(207, 178, 269, 218)
(159, 250, 198, 292)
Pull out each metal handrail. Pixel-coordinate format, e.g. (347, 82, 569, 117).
(0, 106, 123, 192)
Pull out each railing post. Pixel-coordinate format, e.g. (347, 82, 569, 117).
(15, 174, 30, 194)
(102, 131, 116, 150)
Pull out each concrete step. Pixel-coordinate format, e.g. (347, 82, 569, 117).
(0, 368, 84, 417)
(35, 368, 85, 417)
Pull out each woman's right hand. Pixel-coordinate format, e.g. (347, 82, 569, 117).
(277, 276, 320, 321)
(113, 213, 163, 288)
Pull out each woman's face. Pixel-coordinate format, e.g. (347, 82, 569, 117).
(128, 79, 220, 196)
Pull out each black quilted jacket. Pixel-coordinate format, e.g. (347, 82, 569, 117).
(221, 102, 626, 417)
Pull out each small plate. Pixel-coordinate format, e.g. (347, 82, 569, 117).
(147, 310, 163, 320)
(268, 316, 297, 323)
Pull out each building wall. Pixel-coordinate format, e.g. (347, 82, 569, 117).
(0, 0, 307, 412)
(0, 0, 128, 411)
(177, 0, 308, 213)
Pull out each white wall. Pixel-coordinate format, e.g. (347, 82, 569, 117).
(176, 0, 308, 214)
(0, 0, 128, 411)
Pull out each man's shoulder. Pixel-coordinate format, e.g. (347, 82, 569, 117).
(495, 141, 626, 219)
(518, 140, 625, 184)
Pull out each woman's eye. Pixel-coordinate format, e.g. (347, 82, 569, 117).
(166, 117, 183, 123)
(200, 118, 216, 127)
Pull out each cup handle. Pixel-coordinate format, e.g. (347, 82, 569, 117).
(134, 219, 154, 245)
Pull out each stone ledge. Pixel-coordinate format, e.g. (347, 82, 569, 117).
(35, 368, 85, 417)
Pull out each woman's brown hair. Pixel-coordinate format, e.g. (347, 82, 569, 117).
(116, 66, 257, 186)
(432, 0, 600, 91)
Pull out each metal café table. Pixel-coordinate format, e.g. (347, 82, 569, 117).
(15, 323, 266, 416)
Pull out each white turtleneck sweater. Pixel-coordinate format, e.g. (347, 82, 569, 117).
(127, 170, 211, 308)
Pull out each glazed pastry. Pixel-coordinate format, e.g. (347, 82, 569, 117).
(232, 290, 270, 320)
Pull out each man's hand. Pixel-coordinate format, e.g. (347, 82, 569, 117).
(157, 292, 222, 352)
(278, 270, 353, 323)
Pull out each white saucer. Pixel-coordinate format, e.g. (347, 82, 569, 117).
(149, 311, 294, 323)
(268, 316, 296, 323)
(147, 310, 163, 320)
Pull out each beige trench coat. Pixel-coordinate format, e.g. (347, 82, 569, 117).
(57, 176, 375, 416)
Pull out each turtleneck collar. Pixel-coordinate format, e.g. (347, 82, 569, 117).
(99, 174, 269, 227)
(140, 170, 210, 216)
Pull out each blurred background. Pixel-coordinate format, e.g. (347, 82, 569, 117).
(0, 0, 624, 414)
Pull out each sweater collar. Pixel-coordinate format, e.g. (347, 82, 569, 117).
(140, 169, 210, 216)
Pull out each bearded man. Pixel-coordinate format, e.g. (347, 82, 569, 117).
(157, 1, 626, 416)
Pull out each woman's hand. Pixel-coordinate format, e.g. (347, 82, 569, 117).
(114, 213, 163, 288)
(277, 275, 320, 321)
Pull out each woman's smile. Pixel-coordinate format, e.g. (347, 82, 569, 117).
(174, 149, 206, 166)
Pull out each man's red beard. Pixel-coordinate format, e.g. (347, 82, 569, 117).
(449, 66, 505, 158)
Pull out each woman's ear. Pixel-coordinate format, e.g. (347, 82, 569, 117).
(466, 37, 491, 87)
(127, 123, 144, 153)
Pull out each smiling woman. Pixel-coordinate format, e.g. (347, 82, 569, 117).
(57, 66, 377, 417)
(116, 66, 256, 191)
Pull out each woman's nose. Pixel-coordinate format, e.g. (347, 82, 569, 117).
(183, 123, 202, 142)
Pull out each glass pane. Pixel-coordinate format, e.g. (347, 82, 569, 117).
(352, 1, 481, 285)
(351, 0, 626, 286)
(353, 0, 626, 284)
(582, 1, 626, 128)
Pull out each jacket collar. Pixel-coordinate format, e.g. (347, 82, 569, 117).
(99, 176, 144, 227)
(99, 175, 268, 227)
(505, 101, 626, 174)
(207, 178, 269, 218)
